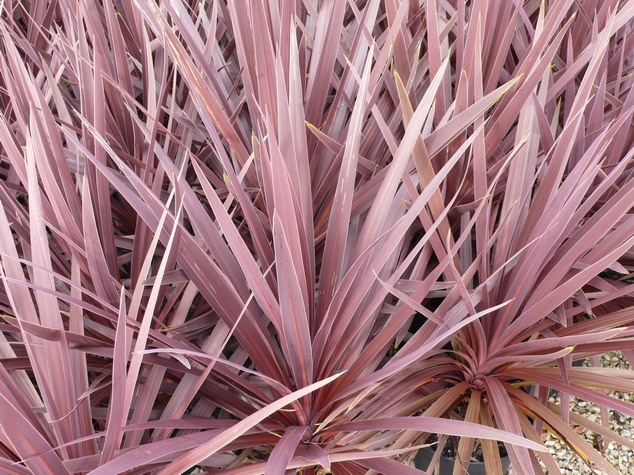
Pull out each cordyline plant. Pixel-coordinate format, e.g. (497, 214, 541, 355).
(0, 0, 633, 474)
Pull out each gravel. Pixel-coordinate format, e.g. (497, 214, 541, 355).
(539, 352, 634, 474)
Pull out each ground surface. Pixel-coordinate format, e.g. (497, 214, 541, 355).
(540, 353, 634, 474)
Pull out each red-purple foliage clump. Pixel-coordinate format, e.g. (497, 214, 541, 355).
(0, 0, 633, 473)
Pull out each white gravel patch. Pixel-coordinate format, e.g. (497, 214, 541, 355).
(540, 352, 634, 474)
